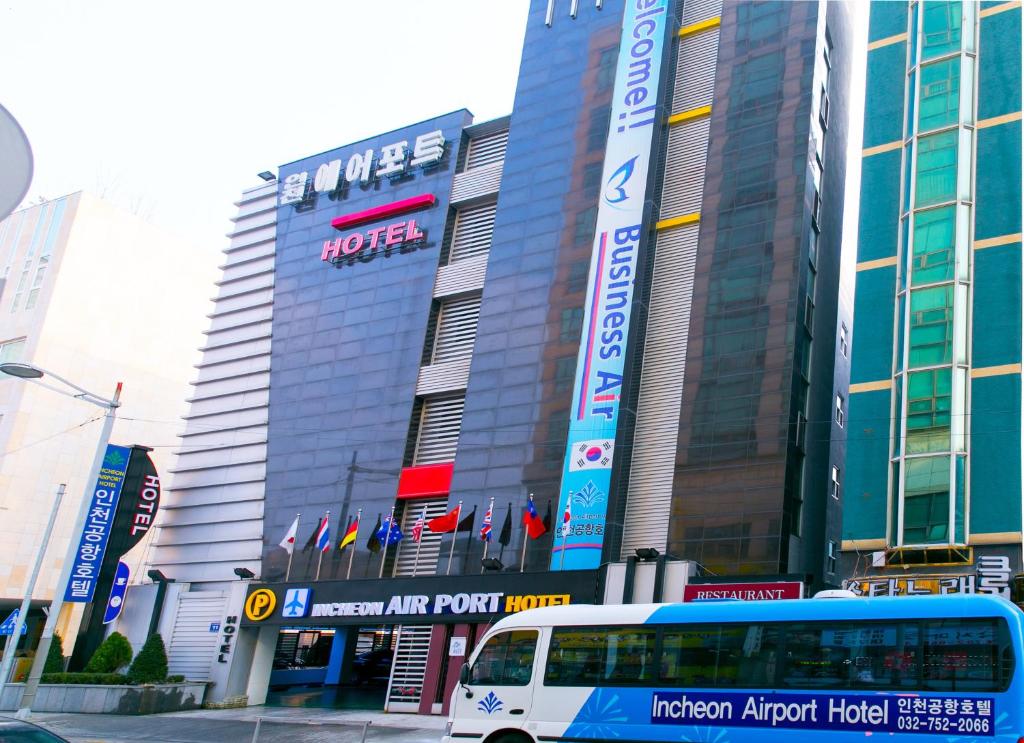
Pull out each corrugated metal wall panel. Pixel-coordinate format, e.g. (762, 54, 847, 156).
(392, 498, 449, 577)
(681, 0, 722, 26)
(451, 162, 503, 204)
(671, 29, 720, 114)
(659, 118, 711, 220)
(433, 254, 488, 298)
(621, 224, 700, 557)
(386, 625, 433, 711)
(448, 201, 497, 263)
(413, 395, 465, 465)
(416, 358, 472, 397)
(465, 129, 509, 170)
(166, 593, 226, 680)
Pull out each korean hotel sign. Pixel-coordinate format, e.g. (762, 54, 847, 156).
(552, 0, 671, 570)
(65, 445, 132, 602)
(279, 130, 446, 206)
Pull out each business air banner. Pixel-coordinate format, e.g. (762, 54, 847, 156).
(551, 0, 670, 570)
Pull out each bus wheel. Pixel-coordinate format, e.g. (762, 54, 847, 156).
(488, 732, 532, 743)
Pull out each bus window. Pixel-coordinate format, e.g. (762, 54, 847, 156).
(545, 627, 656, 686)
(469, 630, 538, 686)
(605, 628, 656, 683)
(783, 623, 920, 690)
(922, 618, 1009, 692)
(660, 625, 746, 687)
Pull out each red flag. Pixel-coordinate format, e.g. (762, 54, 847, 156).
(428, 506, 460, 534)
(522, 496, 546, 539)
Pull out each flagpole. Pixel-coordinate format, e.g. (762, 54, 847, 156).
(411, 505, 426, 576)
(446, 501, 462, 576)
(481, 497, 494, 574)
(347, 509, 361, 580)
(316, 510, 330, 581)
(286, 512, 300, 582)
(379, 504, 396, 579)
(520, 494, 532, 573)
(559, 493, 571, 571)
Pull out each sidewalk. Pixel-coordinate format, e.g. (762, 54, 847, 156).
(29, 705, 447, 743)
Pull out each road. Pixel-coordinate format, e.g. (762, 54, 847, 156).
(29, 711, 446, 743)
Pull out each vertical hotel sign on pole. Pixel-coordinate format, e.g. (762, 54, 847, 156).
(550, 0, 670, 571)
(64, 445, 132, 602)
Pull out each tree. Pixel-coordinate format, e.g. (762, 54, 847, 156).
(43, 633, 65, 674)
(84, 632, 133, 674)
(127, 634, 169, 684)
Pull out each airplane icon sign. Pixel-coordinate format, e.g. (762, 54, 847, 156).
(282, 588, 311, 618)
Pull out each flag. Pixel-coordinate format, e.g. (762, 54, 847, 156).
(560, 500, 572, 538)
(279, 515, 299, 554)
(498, 504, 512, 547)
(338, 516, 358, 552)
(569, 439, 615, 471)
(428, 505, 460, 534)
(457, 506, 476, 533)
(315, 516, 330, 553)
(377, 515, 403, 546)
(480, 502, 493, 542)
(542, 500, 552, 532)
(302, 519, 319, 552)
(411, 508, 425, 543)
(367, 514, 382, 553)
(523, 496, 546, 539)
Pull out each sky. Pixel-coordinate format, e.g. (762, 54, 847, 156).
(1, 0, 865, 255)
(0, 1, 530, 246)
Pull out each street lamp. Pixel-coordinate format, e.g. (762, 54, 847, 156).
(0, 363, 122, 718)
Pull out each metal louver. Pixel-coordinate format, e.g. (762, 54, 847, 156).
(465, 129, 509, 170)
(392, 497, 450, 577)
(386, 625, 434, 711)
(659, 118, 711, 220)
(448, 201, 497, 263)
(432, 295, 481, 363)
(166, 593, 227, 680)
(413, 395, 465, 465)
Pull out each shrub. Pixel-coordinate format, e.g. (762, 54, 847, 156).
(127, 634, 169, 684)
(166, 674, 185, 683)
(43, 633, 65, 675)
(84, 632, 133, 674)
(40, 672, 128, 685)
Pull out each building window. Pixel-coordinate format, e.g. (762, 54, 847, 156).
(905, 368, 952, 454)
(826, 540, 838, 574)
(839, 323, 849, 357)
(811, 190, 822, 230)
(554, 355, 576, 392)
(915, 130, 958, 207)
(567, 261, 589, 294)
(830, 465, 841, 499)
(560, 307, 584, 343)
(819, 85, 830, 129)
(912, 205, 955, 285)
(902, 456, 951, 544)
(582, 161, 603, 196)
(908, 285, 954, 368)
(574, 206, 598, 245)
(835, 394, 845, 428)
(587, 106, 611, 152)
(595, 47, 617, 91)
(0, 338, 26, 365)
(921, 0, 962, 61)
(803, 295, 815, 333)
(918, 58, 960, 133)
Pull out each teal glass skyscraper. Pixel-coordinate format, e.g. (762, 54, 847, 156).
(843, 0, 1022, 595)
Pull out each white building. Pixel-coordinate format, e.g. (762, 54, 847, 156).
(0, 192, 217, 649)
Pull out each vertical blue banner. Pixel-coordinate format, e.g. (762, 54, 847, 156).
(102, 561, 131, 624)
(65, 445, 132, 602)
(551, 0, 671, 570)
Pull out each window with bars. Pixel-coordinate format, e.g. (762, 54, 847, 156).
(464, 129, 509, 171)
(431, 295, 481, 364)
(448, 201, 497, 264)
(413, 395, 465, 465)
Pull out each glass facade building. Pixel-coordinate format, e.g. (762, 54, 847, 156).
(843, 0, 1022, 595)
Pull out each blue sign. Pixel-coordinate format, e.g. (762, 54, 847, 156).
(282, 588, 311, 618)
(65, 444, 132, 603)
(102, 561, 130, 624)
(650, 691, 995, 737)
(552, 0, 670, 570)
(209, 622, 220, 633)
(0, 609, 27, 636)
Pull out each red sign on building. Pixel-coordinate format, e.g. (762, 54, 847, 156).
(683, 581, 804, 602)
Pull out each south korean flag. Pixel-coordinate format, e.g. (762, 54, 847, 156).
(570, 439, 614, 471)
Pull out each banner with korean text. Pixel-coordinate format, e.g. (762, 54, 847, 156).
(64, 444, 132, 602)
(551, 0, 671, 570)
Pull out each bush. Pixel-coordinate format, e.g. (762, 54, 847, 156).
(166, 674, 185, 683)
(43, 633, 65, 675)
(127, 634, 169, 684)
(40, 672, 128, 685)
(84, 632, 133, 674)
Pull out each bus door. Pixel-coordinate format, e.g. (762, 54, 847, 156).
(458, 629, 540, 727)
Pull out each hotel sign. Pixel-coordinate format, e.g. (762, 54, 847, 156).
(552, 0, 671, 571)
(280, 129, 446, 206)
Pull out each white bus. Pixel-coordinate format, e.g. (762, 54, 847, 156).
(443, 595, 1023, 743)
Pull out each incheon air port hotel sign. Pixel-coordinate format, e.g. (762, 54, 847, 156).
(552, 0, 670, 570)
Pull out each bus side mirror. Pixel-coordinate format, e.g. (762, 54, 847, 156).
(459, 663, 470, 685)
